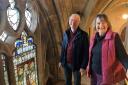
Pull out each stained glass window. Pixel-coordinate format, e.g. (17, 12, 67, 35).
(1, 54, 9, 85)
(7, 0, 20, 31)
(0, 32, 8, 42)
(13, 31, 38, 85)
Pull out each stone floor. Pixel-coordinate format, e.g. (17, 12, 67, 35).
(54, 75, 90, 85)
(54, 76, 128, 85)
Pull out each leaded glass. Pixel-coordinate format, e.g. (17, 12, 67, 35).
(0, 32, 8, 42)
(13, 31, 38, 85)
(7, 0, 20, 31)
(25, 8, 32, 28)
(25, 1, 37, 33)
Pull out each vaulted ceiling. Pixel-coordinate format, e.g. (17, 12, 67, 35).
(0, 0, 128, 44)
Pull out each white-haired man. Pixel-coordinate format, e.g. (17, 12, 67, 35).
(59, 13, 89, 85)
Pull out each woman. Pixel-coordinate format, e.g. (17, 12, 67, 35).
(86, 14, 128, 85)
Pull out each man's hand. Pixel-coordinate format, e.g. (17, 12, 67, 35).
(58, 62, 63, 71)
(80, 68, 85, 77)
(59, 62, 62, 68)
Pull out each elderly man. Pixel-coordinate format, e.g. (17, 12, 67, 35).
(59, 13, 89, 85)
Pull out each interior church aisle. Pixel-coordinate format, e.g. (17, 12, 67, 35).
(54, 75, 90, 85)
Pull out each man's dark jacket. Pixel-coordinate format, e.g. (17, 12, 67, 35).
(60, 27, 89, 71)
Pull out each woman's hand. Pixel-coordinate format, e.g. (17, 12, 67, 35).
(86, 66, 91, 78)
(126, 69, 128, 79)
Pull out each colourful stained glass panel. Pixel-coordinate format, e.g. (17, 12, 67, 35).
(13, 31, 38, 85)
(1, 54, 9, 85)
